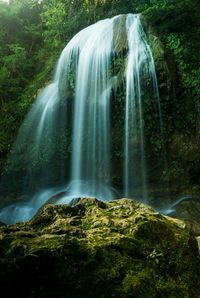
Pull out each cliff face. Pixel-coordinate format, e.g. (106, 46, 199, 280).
(142, 0, 200, 197)
(0, 198, 199, 298)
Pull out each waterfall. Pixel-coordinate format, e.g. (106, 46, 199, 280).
(124, 14, 162, 201)
(0, 14, 164, 224)
(70, 17, 114, 199)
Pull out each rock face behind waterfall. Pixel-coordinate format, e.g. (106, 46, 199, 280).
(0, 199, 199, 298)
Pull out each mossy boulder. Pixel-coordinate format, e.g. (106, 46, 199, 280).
(0, 198, 200, 298)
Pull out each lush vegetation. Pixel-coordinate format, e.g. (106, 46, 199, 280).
(0, 0, 200, 196)
(143, 0, 200, 194)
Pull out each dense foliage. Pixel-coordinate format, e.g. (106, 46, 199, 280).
(0, 0, 200, 196)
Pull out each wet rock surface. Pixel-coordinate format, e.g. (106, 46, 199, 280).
(0, 198, 199, 298)
(170, 197, 200, 236)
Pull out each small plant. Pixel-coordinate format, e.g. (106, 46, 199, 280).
(147, 249, 163, 264)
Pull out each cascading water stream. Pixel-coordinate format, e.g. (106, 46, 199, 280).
(124, 14, 163, 202)
(70, 17, 114, 199)
(0, 14, 165, 224)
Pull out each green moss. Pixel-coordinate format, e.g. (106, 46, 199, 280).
(0, 198, 199, 297)
(113, 15, 127, 53)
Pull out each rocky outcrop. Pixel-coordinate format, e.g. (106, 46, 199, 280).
(170, 197, 200, 236)
(0, 198, 199, 298)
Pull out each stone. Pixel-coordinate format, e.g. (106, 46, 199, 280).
(0, 198, 199, 298)
(171, 197, 200, 236)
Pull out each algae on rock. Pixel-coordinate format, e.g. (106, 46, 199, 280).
(0, 198, 199, 298)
